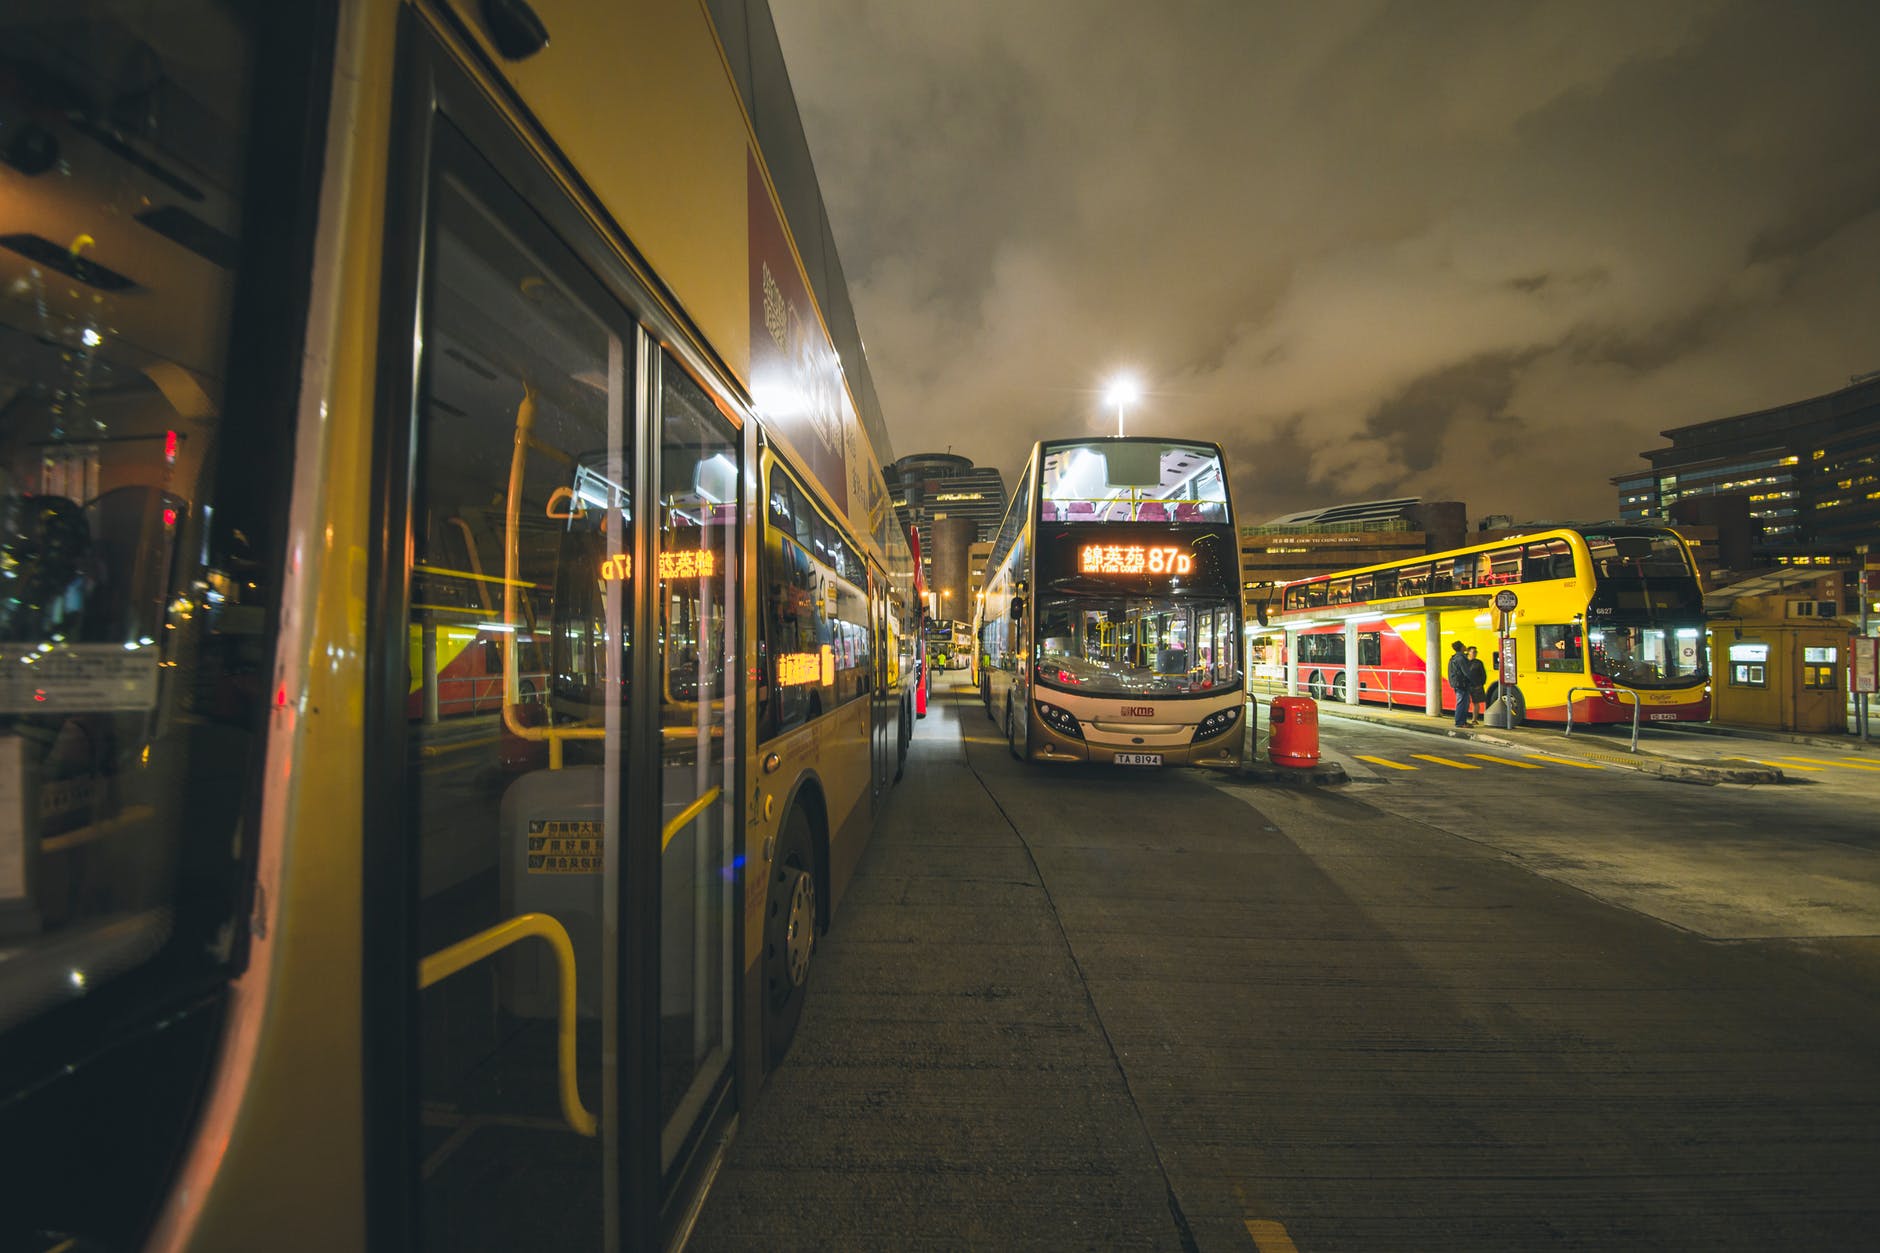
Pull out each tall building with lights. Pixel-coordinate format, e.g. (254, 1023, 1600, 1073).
(1612, 373, 1880, 558)
(886, 452, 1007, 614)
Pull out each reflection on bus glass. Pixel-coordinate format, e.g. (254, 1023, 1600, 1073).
(657, 550, 716, 580)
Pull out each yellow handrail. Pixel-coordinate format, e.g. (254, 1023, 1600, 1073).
(418, 912, 596, 1137)
(502, 386, 603, 769)
(661, 785, 721, 850)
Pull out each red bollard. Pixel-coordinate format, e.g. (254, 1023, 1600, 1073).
(1268, 695, 1319, 768)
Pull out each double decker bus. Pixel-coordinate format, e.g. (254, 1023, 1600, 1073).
(924, 618, 971, 671)
(0, 3, 920, 1250)
(978, 438, 1246, 767)
(1268, 526, 1710, 725)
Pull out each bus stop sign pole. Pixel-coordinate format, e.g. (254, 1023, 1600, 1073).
(1494, 590, 1518, 721)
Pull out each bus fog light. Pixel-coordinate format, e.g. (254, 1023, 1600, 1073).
(1193, 705, 1241, 741)
(1035, 700, 1084, 740)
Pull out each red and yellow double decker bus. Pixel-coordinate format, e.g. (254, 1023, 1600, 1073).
(0, 3, 919, 1249)
(1269, 526, 1711, 725)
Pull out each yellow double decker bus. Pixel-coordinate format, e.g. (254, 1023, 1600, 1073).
(1269, 526, 1711, 725)
(0, 2, 919, 1249)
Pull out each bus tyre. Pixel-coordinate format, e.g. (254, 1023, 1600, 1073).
(1331, 674, 1347, 703)
(764, 808, 817, 1064)
(1486, 684, 1527, 728)
(1006, 697, 1023, 760)
(1308, 671, 1327, 701)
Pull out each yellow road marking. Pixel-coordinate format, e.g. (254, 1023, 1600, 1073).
(1245, 1219, 1301, 1253)
(1775, 755, 1880, 772)
(1732, 756, 1817, 771)
(1354, 754, 1416, 770)
(1410, 753, 1479, 769)
(1522, 753, 1604, 769)
(1466, 753, 1542, 769)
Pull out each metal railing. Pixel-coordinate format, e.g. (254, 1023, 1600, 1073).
(1249, 665, 1436, 712)
(1565, 684, 1641, 753)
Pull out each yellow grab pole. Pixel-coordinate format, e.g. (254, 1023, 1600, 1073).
(418, 912, 596, 1137)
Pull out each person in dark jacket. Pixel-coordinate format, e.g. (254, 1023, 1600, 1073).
(1447, 641, 1471, 727)
(1465, 645, 1489, 724)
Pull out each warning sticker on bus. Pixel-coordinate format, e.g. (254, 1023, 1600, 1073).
(0, 643, 160, 713)
(527, 819, 604, 874)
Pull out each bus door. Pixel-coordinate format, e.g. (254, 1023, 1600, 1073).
(652, 354, 739, 1187)
(385, 105, 737, 1248)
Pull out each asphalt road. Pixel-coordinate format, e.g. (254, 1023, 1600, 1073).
(692, 685, 1880, 1252)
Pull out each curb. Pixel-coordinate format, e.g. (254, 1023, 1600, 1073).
(1237, 760, 1349, 787)
(1645, 721, 1878, 755)
(1318, 709, 1784, 786)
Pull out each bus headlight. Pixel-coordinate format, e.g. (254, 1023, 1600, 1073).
(1035, 700, 1084, 740)
(1192, 705, 1241, 741)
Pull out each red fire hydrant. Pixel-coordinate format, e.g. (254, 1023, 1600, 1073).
(1268, 695, 1320, 768)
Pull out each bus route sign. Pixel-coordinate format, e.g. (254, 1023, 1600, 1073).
(1493, 589, 1518, 613)
(1853, 635, 1878, 695)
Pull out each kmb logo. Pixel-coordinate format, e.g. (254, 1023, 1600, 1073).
(1121, 706, 1155, 717)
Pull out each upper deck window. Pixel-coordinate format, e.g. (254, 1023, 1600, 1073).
(1582, 531, 1695, 580)
(1038, 440, 1227, 523)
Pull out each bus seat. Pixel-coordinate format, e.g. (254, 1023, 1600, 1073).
(1067, 500, 1096, 520)
(1137, 501, 1168, 521)
(1173, 502, 1201, 521)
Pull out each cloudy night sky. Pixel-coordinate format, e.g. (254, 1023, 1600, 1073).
(768, 0, 1880, 524)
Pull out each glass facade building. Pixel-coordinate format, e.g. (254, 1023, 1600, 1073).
(1613, 374, 1880, 557)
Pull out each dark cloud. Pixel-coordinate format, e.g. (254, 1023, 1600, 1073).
(770, 0, 1880, 522)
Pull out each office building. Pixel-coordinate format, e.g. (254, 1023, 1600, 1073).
(886, 451, 1008, 604)
(1612, 373, 1880, 558)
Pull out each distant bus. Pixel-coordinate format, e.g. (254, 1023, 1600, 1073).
(925, 618, 971, 670)
(1269, 526, 1710, 724)
(978, 438, 1246, 767)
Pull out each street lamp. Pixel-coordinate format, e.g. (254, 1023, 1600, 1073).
(1105, 375, 1140, 438)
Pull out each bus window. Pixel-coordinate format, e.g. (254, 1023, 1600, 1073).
(1372, 568, 1398, 599)
(1525, 539, 1574, 580)
(1483, 547, 1522, 585)
(1535, 625, 1583, 673)
(1450, 555, 1478, 590)
(1304, 581, 1328, 608)
(1352, 573, 1375, 602)
(1358, 632, 1382, 666)
(1429, 564, 1455, 594)
(1300, 633, 1345, 664)
(1398, 564, 1429, 596)
(1327, 578, 1353, 606)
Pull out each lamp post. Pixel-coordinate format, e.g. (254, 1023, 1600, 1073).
(1105, 375, 1140, 438)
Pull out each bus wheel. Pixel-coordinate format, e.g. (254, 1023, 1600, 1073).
(1006, 696, 1023, 760)
(1330, 674, 1347, 703)
(764, 807, 817, 1063)
(1486, 684, 1527, 728)
(1307, 671, 1326, 700)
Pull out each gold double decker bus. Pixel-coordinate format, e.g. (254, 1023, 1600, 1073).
(978, 438, 1247, 768)
(0, 2, 918, 1249)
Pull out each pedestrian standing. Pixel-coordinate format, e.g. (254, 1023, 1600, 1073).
(1447, 641, 1471, 728)
(1465, 646, 1488, 725)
